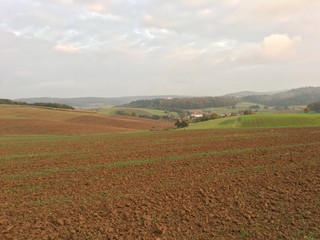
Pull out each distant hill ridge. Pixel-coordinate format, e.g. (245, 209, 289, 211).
(0, 98, 74, 110)
(16, 96, 186, 109)
(242, 87, 320, 106)
(14, 86, 320, 109)
(225, 90, 286, 97)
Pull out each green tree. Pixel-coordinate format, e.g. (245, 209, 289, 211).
(175, 120, 189, 128)
(243, 109, 255, 115)
(210, 112, 220, 119)
(307, 101, 320, 113)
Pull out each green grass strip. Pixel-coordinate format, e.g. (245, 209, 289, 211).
(3, 141, 320, 181)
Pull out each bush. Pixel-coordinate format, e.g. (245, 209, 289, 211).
(115, 110, 130, 116)
(249, 105, 260, 109)
(33, 102, 74, 110)
(175, 120, 189, 128)
(243, 109, 255, 115)
(210, 112, 220, 119)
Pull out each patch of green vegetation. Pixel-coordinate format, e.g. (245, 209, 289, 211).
(34, 195, 72, 206)
(4, 141, 319, 180)
(291, 230, 318, 240)
(0, 152, 93, 167)
(3, 184, 41, 194)
(107, 158, 155, 169)
(140, 169, 157, 174)
(241, 114, 320, 128)
(188, 114, 320, 130)
(0, 152, 53, 160)
(188, 116, 240, 129)
(204, 102, 274, 115)
(99, 191, 108, 199)
(239, 229, 250, 239)
(10, 167, 79, 179)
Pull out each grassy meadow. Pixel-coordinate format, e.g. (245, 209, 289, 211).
(204, 102, 306, 115)
(188, 113, 320, 130)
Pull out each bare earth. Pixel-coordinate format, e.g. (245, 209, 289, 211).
(0, 125, 319, 239)
(0, 106, 172, 134)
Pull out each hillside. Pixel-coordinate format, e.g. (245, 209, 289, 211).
(242, 87, 320, 106)
(188, 114, 320, 130)
(0, 98, 74, 110)
(15, 86, 320, 109)
(0, 105, 173, 134)
(225, 90, 285, 97)
(122, 96, 239, 110)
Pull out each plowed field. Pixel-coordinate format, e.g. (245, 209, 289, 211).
(0, 106, 172, 134)
(1, 127, 320, 239)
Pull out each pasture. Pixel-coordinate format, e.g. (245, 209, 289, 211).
(203, 102, 305, 115)
(189, 113, 320, 130)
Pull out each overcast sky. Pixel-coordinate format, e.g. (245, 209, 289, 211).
(1, 0, 320, 98)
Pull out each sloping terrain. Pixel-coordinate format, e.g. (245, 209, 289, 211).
(0, 105, 173, 134)
(97, 107, 167, 116)
(189, 114, 320, 130)
(243, 86, 320, 106)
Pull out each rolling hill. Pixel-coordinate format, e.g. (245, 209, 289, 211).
(188, 113, 320, 130)
(0, 105, 173, 134)
(242, 87, 320, 106)
(15, 86, 320, 109)
(225, 90, 285, 97)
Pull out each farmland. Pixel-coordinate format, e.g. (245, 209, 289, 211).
(97, 107, 168, 116)
(189, 114, 320, 130)
(0, 105, 172, 134)
(203, 102, 305, 115)
(1, 106, 320, 239)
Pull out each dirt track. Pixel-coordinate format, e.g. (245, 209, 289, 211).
(1, 127, 320, 239)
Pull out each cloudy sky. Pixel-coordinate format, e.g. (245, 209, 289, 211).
(1, 0, 320, 98)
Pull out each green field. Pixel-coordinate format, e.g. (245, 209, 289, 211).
(188, 113, 320, 130)
(204, 102, 305, 115)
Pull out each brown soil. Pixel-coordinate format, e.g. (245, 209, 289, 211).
(0, 124, 319, 239)
(0, 106, 173, 134)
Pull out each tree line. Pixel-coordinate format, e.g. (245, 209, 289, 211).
(122, 97, 239, 110)
(307, 101, 320, 113)
(0, 99, 75, 110)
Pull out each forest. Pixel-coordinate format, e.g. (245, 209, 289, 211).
(0, 99, 74, 110)
(122, 96, 239, 110)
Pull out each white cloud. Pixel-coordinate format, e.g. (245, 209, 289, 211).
(260, 34, 302, 59)
(227, 0, 320, 24)
(223, 0, 240, 7)
(81, 3, 106, 12)
(178, 0, 212, 8)
(197, 9, 212, 18)
(54, 44, 79, 53)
